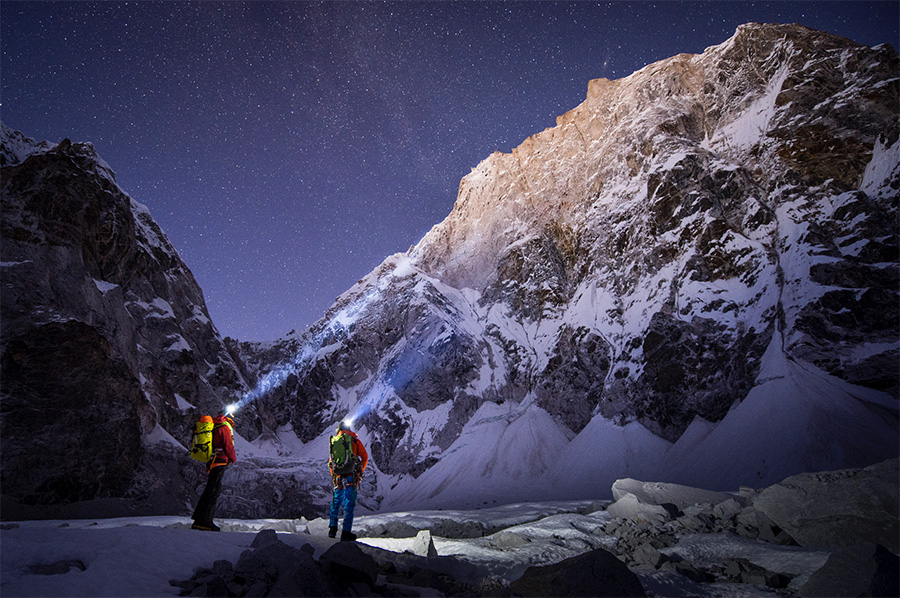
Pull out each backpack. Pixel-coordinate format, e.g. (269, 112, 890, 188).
(189, 415, 215, 463)
(329, 433, 357, 475)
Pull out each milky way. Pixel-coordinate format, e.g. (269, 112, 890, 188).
(3, 1, 897, 340)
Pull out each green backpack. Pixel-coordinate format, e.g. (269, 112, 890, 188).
(329, 433, 357, 475)
(189, 415, 215, 463)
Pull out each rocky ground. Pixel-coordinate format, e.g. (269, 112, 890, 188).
(172, 459, 898, 597)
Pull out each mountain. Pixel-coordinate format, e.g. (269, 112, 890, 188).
(1, 22, 897, 520)
(0, 124, 257, 518)
(234, 23, 899, 509)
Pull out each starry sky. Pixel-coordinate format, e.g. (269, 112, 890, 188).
(3, 1, 898, 341)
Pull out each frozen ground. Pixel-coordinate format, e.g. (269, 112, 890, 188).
(1, 501, 830, 597)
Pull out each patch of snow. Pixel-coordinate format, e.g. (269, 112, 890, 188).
(709, 65, 790, 154)
(861, 137, 900, 197)
(92, 279, 118, 294)
(143, 424, 187, 451)
(164, 335, 191, 353)
(173, 393, 194, 413)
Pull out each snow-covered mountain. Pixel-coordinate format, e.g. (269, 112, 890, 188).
(234, 23, 899, 510)
(1, 23, 897, 520)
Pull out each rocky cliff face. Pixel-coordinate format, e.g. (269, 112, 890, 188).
(0, 125, 254, 517)
(237, 23, 898, 508)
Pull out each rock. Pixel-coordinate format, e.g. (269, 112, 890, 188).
(28, 559, 86, 575)
(306, 517, 331, 537)
(711, 498, 743, 521)
(411, 529, 439, 557)
(670, 561, 708, 584)
(492, 530, 530, 548)
(0, 127, 254, 518)
(319, 541, 380, 586)
(607, 493, 678, 525)
(250, 529, 279, 548)
(268, 551, 333, 598)
(509, 547, 646, 597)
(757, 521, 797, 546)
(211, 559, 233, 576)
(235, 539, 309, 581)
(244, 581, 268, 597)
(632, 542, 667, 569)
(722, 557, 792, 589)
(753, 459, 899, 551)
(578, 501, 607, 515)
(799, 543, 900, 597)
(612, 479, 736, 510)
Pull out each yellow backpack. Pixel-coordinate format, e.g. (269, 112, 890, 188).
(189, 415, 215, 462)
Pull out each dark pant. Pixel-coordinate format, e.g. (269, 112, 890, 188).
(193, 465, 226, 524)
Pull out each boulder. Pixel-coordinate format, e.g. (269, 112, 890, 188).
(607, 493, 679, 524)
(798, 543, 899, 598)
(711, 498, 743, 521)
(318, 541, 380, 586)
(268, 551, 332, 598)
(250, 529, 279, 548)
(753, 459, 899, 551)
(611, 479, 735, 510)
(721, 558, 792, 589)
(631, 542, 667, 569)
(509, 547, 646, 597)
(412, 529, 439, 557)
(235, 539, 309, 580)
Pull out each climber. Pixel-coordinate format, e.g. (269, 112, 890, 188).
(191, 410, 237, 531)
(328, 421, 368, 541)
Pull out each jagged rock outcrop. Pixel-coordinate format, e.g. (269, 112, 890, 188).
(0, 124, 253, 517)
(238, 23, 898, 507)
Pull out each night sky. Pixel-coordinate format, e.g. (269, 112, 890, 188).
(3, 2, 897, 341)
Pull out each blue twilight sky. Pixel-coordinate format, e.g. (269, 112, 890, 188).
(2, 1, 897, 341)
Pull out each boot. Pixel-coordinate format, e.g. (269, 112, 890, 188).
(328, 526, 337, 538)
(340, 530, 357, 542)
(191, 521, 220, 532)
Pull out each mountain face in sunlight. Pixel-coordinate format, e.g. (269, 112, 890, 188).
(237, 23, 898, 508)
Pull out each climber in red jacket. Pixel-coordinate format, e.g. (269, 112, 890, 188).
(192, 412, 236, 531)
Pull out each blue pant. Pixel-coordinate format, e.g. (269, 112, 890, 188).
(329, 477, 358, 532)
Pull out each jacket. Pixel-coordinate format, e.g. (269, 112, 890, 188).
(209, 414, 236, 470)
(330, 430, 368, 476)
